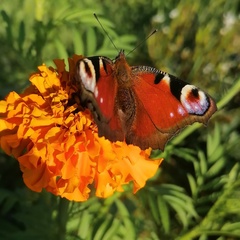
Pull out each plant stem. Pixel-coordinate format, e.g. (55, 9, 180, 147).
(217, 77, 240, 110)
(57, 197, 69, 240)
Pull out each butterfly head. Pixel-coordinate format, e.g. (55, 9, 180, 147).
(113, 50, 132, 85)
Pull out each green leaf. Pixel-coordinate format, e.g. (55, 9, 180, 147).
(57, 9, 99, 23)
(54, 38, 69, 62)
(187, 173, 197, 197)
(169, 201, 188, 228)
(1, 10, 12, 44)
(115, 199, 130, 217)
(0, 190, 18, 215)
(222, 222, 240, 232)
(172, 147, 196, 162)
(121, 216, 136, 240)
(157, 195, 170, 233)
(148, 193, 160, 225)
(78, 210, 92, 239)
(228, 163, 240, 183)
(206, 157, 226, 178)
(93, 215, 112, 240)
(86, 27, 97, 55)
(208, 145, 224, 164)
(198, 150, 207, 176)
(207, 123, 221, 159)
(163, 195, 197, 219)
(102, 218, 121, 240)
(72, 27, 84, 54)
(18, 20, 25, 53)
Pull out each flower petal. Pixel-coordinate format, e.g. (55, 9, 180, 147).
(0, 56, 163, 201)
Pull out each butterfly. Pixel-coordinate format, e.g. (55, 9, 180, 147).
(75, 50, 217, 150)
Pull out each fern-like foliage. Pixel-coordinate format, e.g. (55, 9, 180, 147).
(1, 1, 240, 240)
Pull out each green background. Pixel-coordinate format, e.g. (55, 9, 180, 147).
(0, 0, 240, 239)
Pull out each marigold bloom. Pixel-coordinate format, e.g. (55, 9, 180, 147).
(0, 55, 163, 201)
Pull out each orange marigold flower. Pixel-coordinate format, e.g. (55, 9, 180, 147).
(0, 55, 163, 201)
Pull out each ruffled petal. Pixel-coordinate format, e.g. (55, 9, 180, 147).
(0, 55, 163, 201)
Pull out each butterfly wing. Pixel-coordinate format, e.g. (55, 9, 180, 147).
(76, 56, 124, 141)
(76, 51, 217, 150)
(126, 66, 217, 150)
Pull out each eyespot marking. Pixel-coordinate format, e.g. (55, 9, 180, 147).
(180, 85, 210, 115)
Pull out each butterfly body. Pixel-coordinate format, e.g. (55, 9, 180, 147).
(76, 50, 217, 150)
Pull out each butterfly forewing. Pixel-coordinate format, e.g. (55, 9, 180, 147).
(76, 56, 124, 141)
(133, 67, 216, 128)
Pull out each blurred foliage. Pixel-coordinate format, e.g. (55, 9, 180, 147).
(0, 0, 240, 239)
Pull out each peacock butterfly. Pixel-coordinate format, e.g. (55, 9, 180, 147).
(75, 50, 217, 150)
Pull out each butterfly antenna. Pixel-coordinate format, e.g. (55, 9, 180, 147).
(126, 29, 158, 57)
(94, 13, 119, 52)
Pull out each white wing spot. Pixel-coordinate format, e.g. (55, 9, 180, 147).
(177, 106, 185, 116)
(94, 87, 99, 98)
(79, 59, 96, 93)
(162, 74, 170, 84)
(100, 97, 103, 104)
